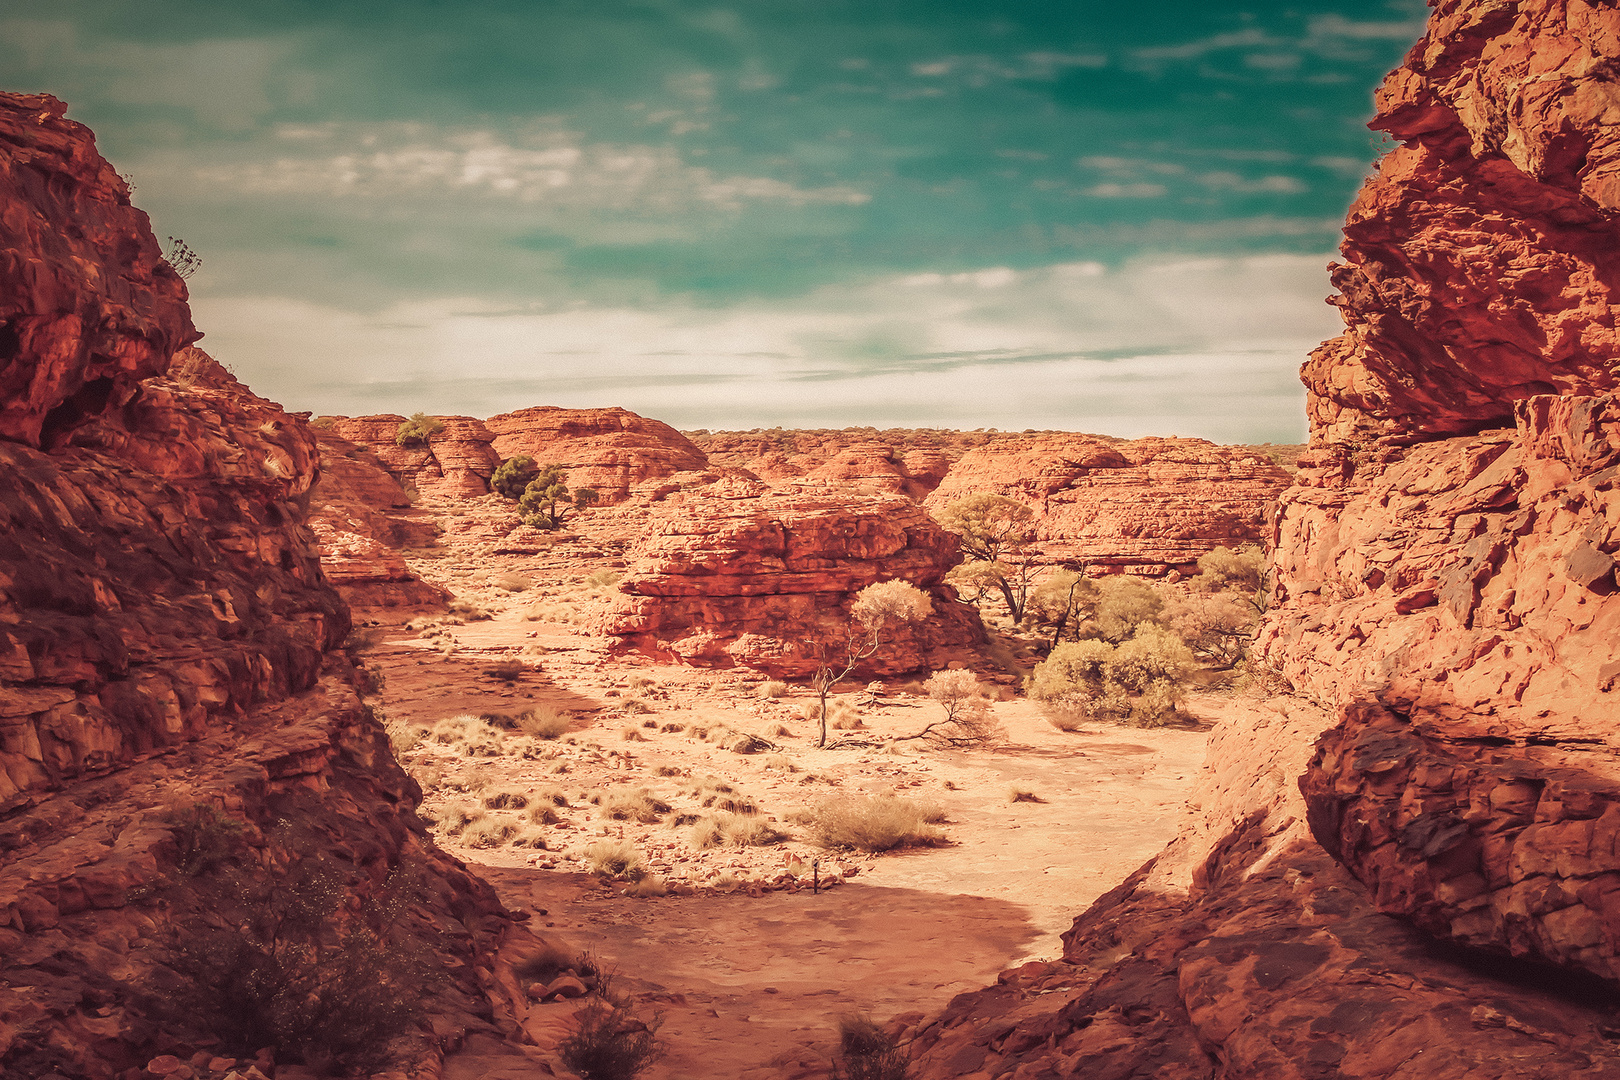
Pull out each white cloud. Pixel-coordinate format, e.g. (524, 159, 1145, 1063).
(1083, 182, 1168, 198)
(0, 18, 300, 131)
(182, 122, 869, 209)
(1197, 171, 1308, 194)
(191, 253, 1336, 442)
(1308, 15, 1427, 41)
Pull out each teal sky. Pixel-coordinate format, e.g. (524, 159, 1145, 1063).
(2, 0, 1425, 440)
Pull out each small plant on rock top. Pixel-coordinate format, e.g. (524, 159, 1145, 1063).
(395, 412, 443, 447)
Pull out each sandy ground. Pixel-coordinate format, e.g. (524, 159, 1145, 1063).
(361, 505, 1217, 1078)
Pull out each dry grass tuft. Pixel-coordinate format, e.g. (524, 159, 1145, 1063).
(438, 803, 486, 836)
(761, 754, 799, 774)
(493, 572, 532, 592)
(621, 726, 648, 741)
(622, 876, 667, 898)
(462, 819, 519, 848)
(482, 787, 529, 810)
(527, 805, 561, 825)
(483, 660, 526, 682)
(518, 706, 573, 740)
(654, 765, 684, 777)
(596, 789, 671, 823)
(1007, 785, 1045, 803)
(584, 839, 646, 880)
(690, 812, 788, 849)
(806, 795, 946, 852)
(764, 722, 794, 738)
(758, 680, 790, 699)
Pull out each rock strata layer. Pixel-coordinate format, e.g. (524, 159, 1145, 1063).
(486, 405, 711, 502)
(925, 435, 1293, 576)
(602, 487, 985, 676)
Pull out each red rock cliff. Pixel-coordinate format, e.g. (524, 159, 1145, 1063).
(910, 5, 1620, 1077)
(486, 405, 711, 502)
(601, 486, 985, 677)
(926, 435, 1293, 576)
(0, 95, 523, 1077)
(1260, 0, 1620, 988)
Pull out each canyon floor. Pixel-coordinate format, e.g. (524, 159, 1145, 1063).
(361, 496, 1223, 1078)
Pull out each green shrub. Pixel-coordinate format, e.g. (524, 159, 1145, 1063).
(395, 412, 442, 447)
(491, 455, 539, 498)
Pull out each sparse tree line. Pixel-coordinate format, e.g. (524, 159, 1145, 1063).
(937, 492, 1269, 728)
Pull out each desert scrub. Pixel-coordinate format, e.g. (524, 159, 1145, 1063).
(689, 812, 788, 849)
(622, 876, 667, 898)
(584, 840, 647, 880)
(595, 789, 670, 824)
(621, 724, 648, 739)
(1007, 784, 1043, 803)
(430, 715, 473, 745)
(483, 660, 527, 682)
(462, 818, 519, 848)
(438, 802, 486, 836)
(395, 411, 443, 446)
(493, 571, 532, 592)
(482, 787, 529, 810)
(831, 1014, 910, 1080)
(586, 568, 624, 588)
(557, 971, 663, 1080)
(758, 680, 790, 699)
(519, 706, 574, 740)
(448, 598, 492, 621)
(807, 795, 945, 852)
(162, 802, 247, 877)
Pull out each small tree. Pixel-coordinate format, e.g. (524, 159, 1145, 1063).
(491, 455, 539, 498)
(811, 581, 932, 747)
(1190, 544, 1271, 613)
(1084, 576, 1163, 643)
(936, 494, 1038, 622)
(895, 670, 1004, 748)
(1024, 569, 1099, 648)
(1162, 590, 1256, 668)
(518, 465, 575, 529)
(395, 412, 443, 447)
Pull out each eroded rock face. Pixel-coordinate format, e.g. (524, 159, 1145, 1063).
(307, 428, 447, 609)
(0, 94, 197, 449)
(1303, 1, 1620, 446)
(1258, 0, 1620, 1004)
(321, 414, 501, 498)
(925, 435, 1293, 576)
(601, 488, 984, 676)
(0, 92, 524, 1076)
(487, 406, 710, 502)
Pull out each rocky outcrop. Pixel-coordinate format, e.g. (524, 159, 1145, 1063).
(912, 4, 1620, 1075)
(487, 406, 710, 502)
(0, 93, 524, 1077)
(306, 428, 446, 609)
(0, 95, 197, 449)
(601, 487, 985, 676)
(1258, 0, 1620, 992)
(910, 697, 1620, 1080)
(689, 427, 999, 500)
(320, 414, 501, 498)
(925, 435, 1293, 576)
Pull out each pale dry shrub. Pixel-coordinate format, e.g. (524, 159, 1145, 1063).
(597, 789, 670, 824)
(660, 723, 686, 734)
(439, 803, 486, 836)
(528, 805, 561, 825)
(586, 569, 624, 588)
(430, 716, 473, 745)
(482, 787, 529, 810)
(621, 726, 648, 741)
(832, 1014, 910, 1080)
(1007, 785, 1043, 803)
(387, 723, 425, 755)
(689, 812, 788, 849)
(806, 795, 946, 852)
(584, 840, 646, 880)
(758, 680, 790, 699)
(461, 724, 505, 757)
(654, 765, 683, 777)
(448, 599, 492, 621)
(494, 572, 532, 592)
(518, 706, 573, 740)
(764, 722, 793, 738)
(511, 828, 549, 849)
(463, 819, 519, 848)
(622, 700, 652, 716)
(623, 876, 667, 898)
(761, 754, 798, 773)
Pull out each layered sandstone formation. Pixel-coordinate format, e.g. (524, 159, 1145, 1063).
(306, 427, 446, 609)
(925, 435, 1293, 576)
(913, 3, 1620, 1075)
(0, 93, 525, 1076)
(487, 405, 710, 502)
(321, 413, 501, 498)
(688, 427, 992, 499)
(602, 486, 985, 676)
